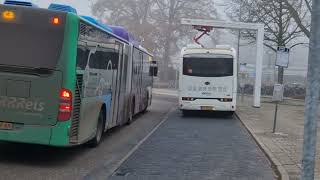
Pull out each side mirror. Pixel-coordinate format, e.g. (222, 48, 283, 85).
(149, 61, 158, 77)
(149, 66, 158, 77)
(153, 66, 158, 77)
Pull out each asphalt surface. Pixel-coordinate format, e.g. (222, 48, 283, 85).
(0, 95, 176, 180)
(110, 111, 276, 180)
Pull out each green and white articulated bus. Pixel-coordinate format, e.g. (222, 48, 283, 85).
(0, 1, 158, 147)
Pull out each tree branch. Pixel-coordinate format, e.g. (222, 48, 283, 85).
(283, 0, 311, 38)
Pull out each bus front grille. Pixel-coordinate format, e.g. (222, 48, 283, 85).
(69, 74, 83, 144)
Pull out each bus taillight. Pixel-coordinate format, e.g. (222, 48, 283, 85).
(58, 89, 72, 121)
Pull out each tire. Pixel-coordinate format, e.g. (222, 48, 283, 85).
(87, 110, 105, 148)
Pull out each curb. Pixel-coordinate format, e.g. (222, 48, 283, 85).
(235, 113, 290, 180)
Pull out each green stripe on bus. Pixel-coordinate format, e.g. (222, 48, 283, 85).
(50, 13, 79, 146)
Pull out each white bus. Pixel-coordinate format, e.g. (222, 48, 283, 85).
(179, 45, 237, 115)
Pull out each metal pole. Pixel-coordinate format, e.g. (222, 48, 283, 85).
(238, 31, 241, 94)
(273, 102, 278, 133)
(241, 86, 244, 103)
(253, 25, 264, 107)
(237, 1, 242, 95)
(273, 60, 284, 134)
(302, 1, 320, 179)
(175, 67, 178, 89)
(278, 67, 284, 84)
(273, 1, 285, 133)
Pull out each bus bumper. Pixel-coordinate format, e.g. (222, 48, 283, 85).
(0, 121, 71, 147)
(179, 100, 236, 112)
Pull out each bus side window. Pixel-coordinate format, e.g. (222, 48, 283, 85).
(76, 46, 89, 70)
(110, 52, 119, 70)
(88, 47, 119, 70)
(100, 48, 117, 70)
(133, 48, 140, 74)
(139, 52, 143, 74)
(89, 51, 102, 69)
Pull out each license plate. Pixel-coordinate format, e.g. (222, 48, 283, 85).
(201, 106, 214, 111)
(0, 122, 13, 130)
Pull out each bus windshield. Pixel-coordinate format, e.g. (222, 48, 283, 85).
(0, 7, 65, 70)
(183, 55, 233, 77)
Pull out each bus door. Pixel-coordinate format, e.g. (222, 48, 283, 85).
(138, 52, 144, 111)
(115, 42, 125, 126)
(117, 44, 129, 125)
(132, 48, 139, 115)
(97, 44, 114, 130)
(80, 43, 102, 141)
(110, 42, 122, 127)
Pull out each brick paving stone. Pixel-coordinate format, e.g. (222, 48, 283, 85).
(109, 110, 276, 180)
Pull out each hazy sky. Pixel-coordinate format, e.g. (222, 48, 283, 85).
(8, 0, 309, 69)
(28, 0, 92, 16)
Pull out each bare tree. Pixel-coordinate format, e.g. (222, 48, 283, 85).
(283, 0, 311, 38)
(152, 0, 216, 80)
(227, 0, 305, 51)
(92, 0, 156, 49)
(91, 0, 217, 81)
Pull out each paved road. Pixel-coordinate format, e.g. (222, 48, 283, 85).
(0, 93, 276, 180)
(0, 95, 176, 180)
(110, 111, 276, 180)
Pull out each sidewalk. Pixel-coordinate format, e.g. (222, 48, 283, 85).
(237, 97, 320, 180)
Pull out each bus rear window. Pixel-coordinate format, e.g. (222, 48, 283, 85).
(0, 6, 66, 70)
(183, 57, 233, 77)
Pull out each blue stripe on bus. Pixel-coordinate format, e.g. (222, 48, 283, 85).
(102, 93, 112, 116)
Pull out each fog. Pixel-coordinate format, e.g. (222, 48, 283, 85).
(29, 0, 92, 15)
(26, 0, 310, 80)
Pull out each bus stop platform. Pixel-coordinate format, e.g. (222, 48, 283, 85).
(109, 109, 276, 180)
(236, 96, 320, 180)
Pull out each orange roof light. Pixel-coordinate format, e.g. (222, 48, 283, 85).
(2, 10, 15, 21)
(52, 17, 60, 25)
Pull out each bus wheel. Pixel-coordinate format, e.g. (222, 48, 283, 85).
(88, 110, 104, 148)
